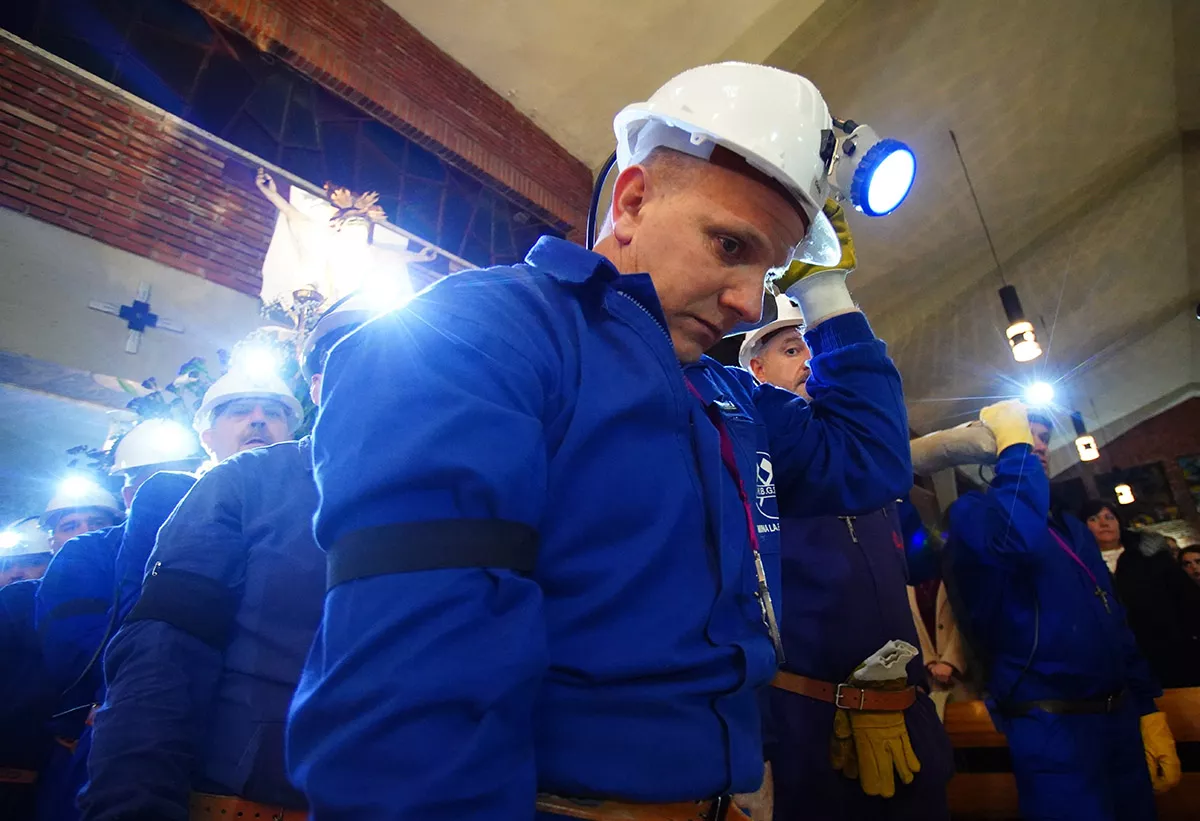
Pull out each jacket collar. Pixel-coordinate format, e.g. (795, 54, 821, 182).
(525, 236, 620, 285)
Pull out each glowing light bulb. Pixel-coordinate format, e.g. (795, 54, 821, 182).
(864, 147, 916, 216)
(234, 345, 282, 381)
(0, 530, 20, 550)
(1023, 381, 1054, 406)
(59, 475, 98, 498)
(1115, 484, 1135, 505)
(149, 421, 196, 456)
(1075, 435, 1099, 462)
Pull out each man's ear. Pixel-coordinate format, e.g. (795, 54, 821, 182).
(749, 357, 767, 384)
(609, 164, 650, 245)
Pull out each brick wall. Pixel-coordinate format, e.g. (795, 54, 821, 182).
(1057, 397, 1200, 524)
(0, 38, 275, 296)
(188, 0, 593, 230)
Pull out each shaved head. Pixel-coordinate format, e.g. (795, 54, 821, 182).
(595, 147, 808, 362)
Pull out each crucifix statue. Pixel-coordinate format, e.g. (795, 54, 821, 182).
(89, 282, 184, 354)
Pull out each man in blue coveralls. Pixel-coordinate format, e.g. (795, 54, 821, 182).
(288, 62, 912, 820)
(741, 293, 953, 820)
(32, 421, 212, 821)
(1, 520, 58, 821)
(35, 383, 296, 821)
(945, 400, 1181, 821)
(80, 293, 376, 821)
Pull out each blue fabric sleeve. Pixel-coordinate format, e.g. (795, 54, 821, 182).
(82, 621, 222, 821)
(948, 444, 1048, 563)
(80, 463, 246, 821)
(35, 530, 118, 695)
(289, 275, 554, 820)
(113, 472, 197, 624)
(754, 312, 912, 516)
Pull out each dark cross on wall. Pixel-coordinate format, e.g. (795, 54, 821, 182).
(88, 282, 185, 354)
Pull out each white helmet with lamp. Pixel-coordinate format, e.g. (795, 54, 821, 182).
(40, 477, 124, 529)
(0, 516, 52, 558)
(193, 370, 303, 434)
(738, 293, 807, 370)
(613, 62, 842, 267)
(605, 63, 915, 258)
(300, 291, 380, 380)
(110, 418, 205, 475)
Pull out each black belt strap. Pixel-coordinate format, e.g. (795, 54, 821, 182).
(1002, 690, 1125, 717)
(328, 519, 538, 589)
(126, 568, 239, 650)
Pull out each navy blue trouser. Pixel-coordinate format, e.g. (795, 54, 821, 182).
(770, 690, 953, 821)
(1003, 699, 1156, 821)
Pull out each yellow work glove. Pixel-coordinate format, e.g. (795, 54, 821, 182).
(1141, 712, 1181, 793)
(978, 399, 1034, 454)
(830, 706, 921, 797)
(774, 200, 857, 293)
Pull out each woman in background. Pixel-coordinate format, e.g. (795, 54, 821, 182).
(1083, 500, 1200, 687)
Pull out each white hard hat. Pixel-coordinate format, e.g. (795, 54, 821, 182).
(738, 293, 806, 370)
(110, 418, 205, 475)
(614, 62, 841, 267)
(41, 477, 124, 528)
(300, 291, 377, 379)
(0, 516, 52, 558)
(193, 370, 303, 434)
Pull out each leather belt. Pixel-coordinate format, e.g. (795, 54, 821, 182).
(772, 670, 917, 711)
(535, 794, 749, 821)
(0, 767, 38, 784)
(189, 791, 307, 821)
(1001, 690, 1125, 717)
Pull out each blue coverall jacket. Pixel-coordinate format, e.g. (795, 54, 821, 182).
(770, 505, 953, 821)
(1, 578, 56, 767)
(287, 236, 912, 819)
(31, 474, 196, 821)
(945, 443, 1160, 821)
(81, 440, 321, 821)
(1, 579, 55, 821)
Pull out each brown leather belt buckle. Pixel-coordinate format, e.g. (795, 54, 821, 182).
(835, 683, 867, 711)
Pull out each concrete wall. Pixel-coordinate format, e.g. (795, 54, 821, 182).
(0, 206, 262, 390)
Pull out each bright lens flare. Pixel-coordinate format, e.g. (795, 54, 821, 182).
(59, 475, 99, 498)
(0, 531, 20, 550)
(866, 148, 916, 216)
(1023, 381, 1055, 406)
(150, 421, 196, 455)
(234, 345, 282, 381)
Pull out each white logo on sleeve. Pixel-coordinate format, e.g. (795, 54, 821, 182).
(755, 452, 778, 521)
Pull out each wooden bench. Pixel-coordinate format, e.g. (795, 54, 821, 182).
(945, 689, 1200, 819)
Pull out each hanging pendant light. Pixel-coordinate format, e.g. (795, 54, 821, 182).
(1001, 286, 1043, 363)
(1071, 411, 1099, 462)
(950, 131, 1043, 363)
(1114, 484, 1135, 505)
